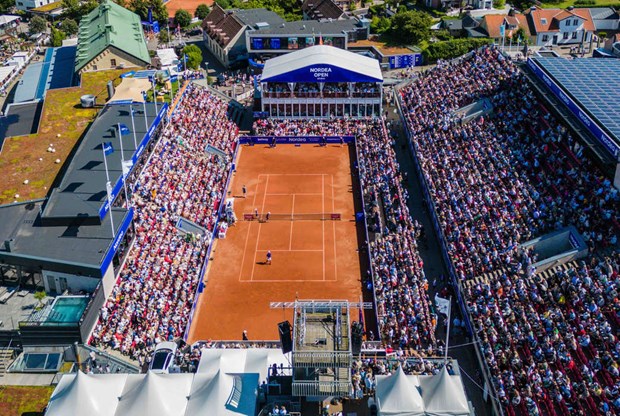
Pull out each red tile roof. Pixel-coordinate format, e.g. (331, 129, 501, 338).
(525, 6, 595, 34)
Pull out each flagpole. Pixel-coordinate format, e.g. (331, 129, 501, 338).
(142, 96, 148, 131)
(117, 123, 129, 208)
(102, 144, 115, 238)
(445, 296, 452, 363)
(152, 78, 158, 114)
(129, 103, 137, 148)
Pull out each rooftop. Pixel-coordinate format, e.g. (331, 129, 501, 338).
(249, 18, 358, 36)
(532, 57, 620, 147)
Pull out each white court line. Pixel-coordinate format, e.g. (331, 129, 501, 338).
(322, 174, 325, 281)
(250, 175, 270, 281)
(241, 279, 337, 283)
(289, 194, 295, 250)
(266, 193, 323, 196)
(257, 174, 325, 176)
(238, 173, 262, 282)
(256, 249, 323, 252)
(332, 174, 337, 281)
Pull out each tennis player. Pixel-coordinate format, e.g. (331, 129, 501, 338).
(266, 250, 272, 265)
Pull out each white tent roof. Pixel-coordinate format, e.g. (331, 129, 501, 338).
(260, 45, 383, 83)
(419, 367, 470, 416)
(157, 48, 179, 67)
(109, 77, 151, 103)
(186, 370, 259, 416)
(0, 15, 19, 27)
(116, 372, 194, 416)
(46, 371, 127, 416)
(375, 367, 425, 416)
(197, 348, 287, 382)
(0, 66, 15, 85)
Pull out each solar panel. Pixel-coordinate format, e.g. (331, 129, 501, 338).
(533, 57, 620, 145)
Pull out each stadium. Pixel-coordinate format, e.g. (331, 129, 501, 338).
(1, 31, 620, 416)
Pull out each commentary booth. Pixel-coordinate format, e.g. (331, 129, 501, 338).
(259, 45, 383, 118)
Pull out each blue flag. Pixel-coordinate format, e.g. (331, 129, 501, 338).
(119, 124, 130, 136)
(103, 142, 114, 156)
(147, 6, 153, 23)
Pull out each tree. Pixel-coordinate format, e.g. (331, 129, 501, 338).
(158, 28, 170, 43)
(182, 44, 202, 69)
(29, 15, 47, 34)
(215, 0, 231, 8)
(0, 0, 15, 14)
(50, 27, 67, 46)
(34, 290, 46, 309)
(129, 0, 168, 24)
(174, 9, 192, 29)
(195, 3, 210, 19)
(60, 18, 78, 36)
(389, 10, 432, 45)
(370, 16, 391, 34)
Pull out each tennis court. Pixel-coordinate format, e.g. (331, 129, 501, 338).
(187, 144, 364, 342)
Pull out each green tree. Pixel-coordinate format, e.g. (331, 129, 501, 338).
(493, 0, 505, 8)
(60, 18, 79, 36)
(513, 26, 529, 44)
(182, 44, 202, 69)
(370, 16, 391, 34)
(129, 0, 169, 24)
(195, 3, 210, 19)
(50, 27, 67, 46)
(0, 0, 15, 14)
(33, 290, 47, 309)
(174, 9, 192, 29)
(29, 15, 47, 34)
(215, 0, 231, 8)
(158, 28, 170, 43)
(390, 10, 432, 45)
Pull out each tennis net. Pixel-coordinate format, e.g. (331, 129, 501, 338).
(243, 213, 342, 222)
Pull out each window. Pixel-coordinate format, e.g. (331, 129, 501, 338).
(542, 34, 549, 42)
(566, 19, 571, 26)
(541, 18, 547, 25)
(110, 59, 117, 66)
(563, 32, 569, 39)
(573, 19, 579, 25)
(572, 31, 577, 39)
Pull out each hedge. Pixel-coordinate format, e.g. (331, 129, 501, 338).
(423, 38, 493, 63)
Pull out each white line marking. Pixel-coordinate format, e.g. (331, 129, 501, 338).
(289, 194, 295, 250)
(240, 279, 337, 283)
(256, 249, 323, 252)
(251, 174, 269, 281)
(238, 175, 261, 282)
(332, 174, 337, 281)
(322, 174, 325, 281)
(266, 193, 323, 196)
(257, 173, 325, 176)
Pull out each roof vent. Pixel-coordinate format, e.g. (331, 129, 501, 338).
(567, 5, 574, 10)
(530, 6, 536, 10)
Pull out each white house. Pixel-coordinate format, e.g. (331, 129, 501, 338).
(524, 6, 595, 47)
(15, 0, 55, 12)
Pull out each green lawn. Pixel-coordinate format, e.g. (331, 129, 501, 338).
(541, 0, 620, 8)
(146, 79, 181, 104)
(0, 385, 54, 416)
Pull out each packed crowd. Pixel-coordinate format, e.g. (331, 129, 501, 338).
(262, 82, 380, 98)
(253, 118, 437, 354)
(90, 84, 239, 363)
(399, 46, 620, 415)
(400, 46, 619, 280)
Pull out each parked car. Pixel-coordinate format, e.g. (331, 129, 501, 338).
(187, 27, 202, 36)
(149, 341, 177, 373)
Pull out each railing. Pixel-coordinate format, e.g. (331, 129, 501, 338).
(262, 91, 381, 99)
(292, 351, 351, 368)
(395, 84, 503, 416)
(292, 380, 351, 396)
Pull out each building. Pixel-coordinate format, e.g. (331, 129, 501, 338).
(246, 18, 369, 59)
(301, 0, 345, 21)
(479, 12, 531, 43)
(523, 6, 595, 47)
(583, 7, 619, 31)
(596, 33, 620, 58)
(259, 45, 383, 118)
(472, 0, 492, 10)
(74, 0, 150, 75)
(14, 0, 54, 11)
(202, 4, 285, 68)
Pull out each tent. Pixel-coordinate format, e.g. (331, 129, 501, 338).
(116, 372, 194, 416)
(260, 45, 383, 84)
(109, 77, 152, 103)
(375, 367, 425, 416)
(46, 371, 127, 416)
(197, 348, 287, 382)
(418, 367, 470, 416)
(186, 370, 259, 416)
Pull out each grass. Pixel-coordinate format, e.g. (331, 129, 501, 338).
(0, 69, 126, 205)
(0, 385, 54, 416)
(540, 0, 620, 7)
(146, 79, 181, 104)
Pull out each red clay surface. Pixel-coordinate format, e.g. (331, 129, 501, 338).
(187, 144, 363, 342)
(165, 0, 213, 18)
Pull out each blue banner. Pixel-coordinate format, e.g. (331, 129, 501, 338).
(261, 64, 382, 83)
(388, 54, 421, 69)
(527, 58, 619, 157)
(252, 38, 263, 50)
(100, 207, 134, 276)
(239, 135, 355, 145)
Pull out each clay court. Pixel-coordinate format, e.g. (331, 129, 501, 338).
(187, 144, 364, 342)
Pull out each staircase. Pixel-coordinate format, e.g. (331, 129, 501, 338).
(0, 349, 14, 374)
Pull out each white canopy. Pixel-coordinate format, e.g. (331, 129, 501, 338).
(0, 15, 19, 27)
(109, 77, 152, 103)
(116, 372, 194, 416)
(419, 367, 470, 416)
(186, 370, 259, 416)
(375, 367, 425, 416)
(157, 48, 179, 67)
(46, 371, 127, 416)
(375, 367, 472, 416)
(197, 348, 287, 382)
(260, 45, 383, 84)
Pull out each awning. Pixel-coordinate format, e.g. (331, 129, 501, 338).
(109, 77, 152, 103)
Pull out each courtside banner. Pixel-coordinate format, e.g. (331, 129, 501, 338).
(239, 136, 355, 144)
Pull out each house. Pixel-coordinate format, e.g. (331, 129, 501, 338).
(595, 33, 620, 58)
(301, 0, 346, 21)
(202, 4, 285, 68)
(439, 18, 464, 37)
(524, 6, 595, 47)
(14, 0, 54, 12)
(74, 0, 150, 74)
(473, 0, 493, 10)
(580, 7, 619, 31)
(479, 12, 531, 43)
